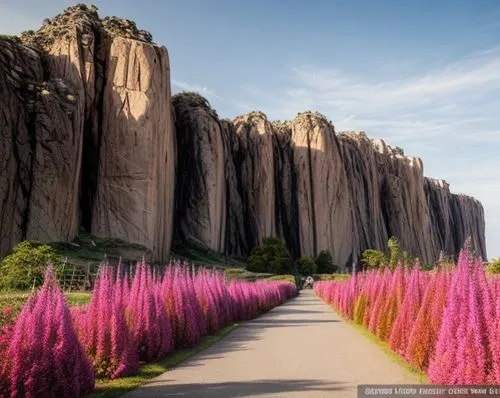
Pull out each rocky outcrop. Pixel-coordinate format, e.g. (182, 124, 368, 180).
(0, 4, 175, 262)
(450, 193, 487, 259)
(172, 93, 226, 252)
(0, 39, 82, 256)
(220, 120, 247, 256)
(233, 112, 276, 250)
(338, 133, 388, 254)
(0, 4, 487, 267)
(291, 113, 358, 266)
(272, 122, 300, 258)
(91, 37, 175, 261)
(373, 139, 435, 263)
(424, 178, 456, 259)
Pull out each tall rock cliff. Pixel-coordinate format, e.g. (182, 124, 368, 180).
(0, 5, 487, 268)
(0, 4, 175, 262)
(172, 93, 226, 252)
(233, 112, 276, 250)
(0, 39, 81, 256)
(338, 133, 388, 254)
(290, 113, 358, 265)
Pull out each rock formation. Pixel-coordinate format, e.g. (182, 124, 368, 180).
(172, 93, 226, 252)
(0, 4, 175, 262)
(233, 112, 276, 250)
(0, 39, 82, 257)
(290, 113, 358, 265)
(0, 4, 488, 269)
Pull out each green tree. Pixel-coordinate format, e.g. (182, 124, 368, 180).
(361, 249, 386, 269)
(314, 250, 338, 273)
(247, 237, 292, 274)
(0, 241, 60, 290)
(295, 256, 317, 275)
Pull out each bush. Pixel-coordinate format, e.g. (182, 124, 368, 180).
(488, 258, 500, 274)
(361, 249, 386, 269)
(0, 241, 60, 290)
(387, 236, 400, 269)
(247, 237, 292, 274)
(314, 250, 337, 273)
(295, 256, 317, 275)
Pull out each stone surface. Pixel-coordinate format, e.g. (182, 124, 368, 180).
(0, 39, 82, 256)
(273, 122, 300, 259)
(0, 4, 175, 262)
(373, 138, 435, 264)
(339, 133, 388, 254)
(172, 93, 227, 252)
(291, 112, 357, 267)
(233, 112, 276, 250)
(91, 37, 175, 262)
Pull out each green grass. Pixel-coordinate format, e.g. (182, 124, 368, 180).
(89, 323, 238, 398)
(48, 233, 149, 266)
(0, 290, 91, 323)
(224, 268, 295, 284)
(316, 293, 428, 383)
(314, 273, 351, 281)
(171, 240, 247, 268)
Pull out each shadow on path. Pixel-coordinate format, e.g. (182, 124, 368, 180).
(137, 379, 347, 397)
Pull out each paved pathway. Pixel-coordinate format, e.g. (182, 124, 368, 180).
(125, 289, 420, 397)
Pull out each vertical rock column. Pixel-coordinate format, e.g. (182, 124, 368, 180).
(338, 133, 388, 254)
(273, 121, 300, 258)
(92, 38, 175, 262)
(172, 93, 226, 252)
(233, 112, 276, 251)
(291, 112, 357, 269)
(424, 178, 456, 259)
(373, 139, 435, 264)
(450, 194, 487, 260)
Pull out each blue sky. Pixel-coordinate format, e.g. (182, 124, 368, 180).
(2, 0, 499, 258)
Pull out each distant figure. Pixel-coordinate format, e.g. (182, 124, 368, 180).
(304, 275, 314, 289)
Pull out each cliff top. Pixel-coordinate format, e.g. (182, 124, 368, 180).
(172, 92, 219, 121)
(19, 3, 153, 51)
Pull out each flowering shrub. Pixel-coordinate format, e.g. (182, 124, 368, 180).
(0, 261, 296, 396)
(0, 266, 95, 397)
(315, 242, 497, 385)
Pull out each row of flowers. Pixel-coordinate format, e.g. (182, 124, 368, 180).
(0, 263, 297, 397)
(314, 243, 500, 384)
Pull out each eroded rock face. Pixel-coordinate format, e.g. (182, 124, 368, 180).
(172, 93, 226, 252)
(0, 4, 175, 262)
(450, 194, 487, 260)
(220, 120, 247, 256)
(91, 37, 175, 261)
(373, 139, 435, 263)
(233, 112, 276, 250)
(339, 133, 388, 254)
(0, 39, 82, 256)
(291, 113, 357, 267)
(273, 122, 300, 258)
(424, 178, 456, 259)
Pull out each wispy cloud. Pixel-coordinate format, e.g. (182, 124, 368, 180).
(172, 79, 220, 100)
(240, 46, 500, 257)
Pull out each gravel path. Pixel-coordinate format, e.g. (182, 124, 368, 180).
(124, 289, 420, 397)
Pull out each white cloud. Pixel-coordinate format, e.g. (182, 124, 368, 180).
(172, 79, 220, 100)
(240, 47, 500, 257)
